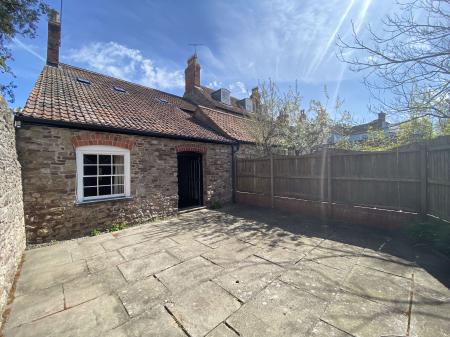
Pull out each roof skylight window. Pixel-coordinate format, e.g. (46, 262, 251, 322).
(76, 77, 91, 85)
(158, 98, 169, 104)
(113, 86, 126, 93)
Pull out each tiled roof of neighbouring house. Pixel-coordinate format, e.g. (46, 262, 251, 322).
(184, 85, 249, 115)
(198, 106, 254, 143)
(18, 64, 233, 143)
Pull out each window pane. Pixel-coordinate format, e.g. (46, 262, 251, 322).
(99, 186, 112, 195)
(113, 165, 124, 174)
(83, 177, 97, 187)
(98, 176, 111, 186)
(84, 155, 97, 165)
(112, 175, 124, 185)
(99, 165, 112, 175)
(99, 155, 111, 164)
(84, 165, 97, 176)
(113, 155, 124, 165)
(84, 187, 97, 197)
(113, 185, 124, 194)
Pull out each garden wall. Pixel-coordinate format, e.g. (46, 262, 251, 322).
(0, 97, 25, 327)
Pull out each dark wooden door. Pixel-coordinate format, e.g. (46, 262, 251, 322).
(177, 152, 203, 209)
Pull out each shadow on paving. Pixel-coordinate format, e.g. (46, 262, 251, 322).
(213, 204, 450, 287)
(2, 204, 449, 337)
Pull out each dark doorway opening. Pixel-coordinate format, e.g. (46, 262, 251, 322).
(177, 152, 203, 209)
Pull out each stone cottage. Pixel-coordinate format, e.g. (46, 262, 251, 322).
(16, 11, 256, 243)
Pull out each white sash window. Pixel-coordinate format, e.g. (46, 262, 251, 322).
(76, 145, 130, 202)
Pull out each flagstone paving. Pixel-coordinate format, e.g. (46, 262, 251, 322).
(2, 205, 450, 337)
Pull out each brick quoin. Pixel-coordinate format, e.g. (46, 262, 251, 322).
(175, 144, 207, 154)
(71, 134, 134, 150)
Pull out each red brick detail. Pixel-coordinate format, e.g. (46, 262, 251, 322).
(71, 134, 134, 150)
(175, 144, 207, 154)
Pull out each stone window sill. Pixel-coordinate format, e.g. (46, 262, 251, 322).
(75, 196, 133, 206)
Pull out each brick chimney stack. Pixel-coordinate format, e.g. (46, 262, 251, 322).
(250, 87, 260, 111)
(47, 9, 61, 66)
(185, 54, 200, 94)
(378, 112, 386, 127)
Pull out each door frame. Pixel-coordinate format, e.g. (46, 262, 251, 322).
(177, 151, 204, 209)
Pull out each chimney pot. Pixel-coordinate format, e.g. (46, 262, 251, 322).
(185, 54, 200, 94)
(47, 9, 61, 66)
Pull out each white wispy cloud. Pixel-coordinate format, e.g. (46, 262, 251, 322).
(199, 0, 395, 84)
(12, 38, 45, 62)
(66, 41, 184, 90)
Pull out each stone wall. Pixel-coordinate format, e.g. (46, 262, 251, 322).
(0, 97, 25, 327)
(16, 124, 232, 243)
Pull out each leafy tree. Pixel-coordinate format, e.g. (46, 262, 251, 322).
(249, 80, 302, 156)
(396, 116, 434, 144)
(250, 82, 342, 155)
(338, 0, 450, 121)
(0, 0, 48, 102)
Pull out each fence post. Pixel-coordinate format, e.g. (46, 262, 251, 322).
(327, 150, 332, 203)
(420, 143, 428, 216)
(270, 153, 274, 208)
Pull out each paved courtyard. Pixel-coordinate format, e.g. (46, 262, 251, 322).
(2, 206, 450, 337)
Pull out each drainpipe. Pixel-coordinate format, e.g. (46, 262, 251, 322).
(231, 142, 240, 203)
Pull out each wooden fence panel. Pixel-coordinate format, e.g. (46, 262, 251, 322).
(331, 150, 420, 211)
(235, 135, 450, 222)
(273, 154, 326, 201)
(428, 144, 450, 221)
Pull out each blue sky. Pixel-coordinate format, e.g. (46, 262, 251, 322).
(8, 0, 401, 122)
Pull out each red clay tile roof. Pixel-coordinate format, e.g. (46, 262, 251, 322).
(19, 64, 232, 143)
(198, 106, 254, 143)
(185, 86, 248, 115)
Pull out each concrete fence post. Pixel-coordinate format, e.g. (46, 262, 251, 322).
(270, 153, 274, 208)
(420, 143, 428, 216)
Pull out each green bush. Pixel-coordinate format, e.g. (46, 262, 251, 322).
(109, 223, 128, 232)
(406, 218, 450, 258)
(91, 228, 101, 236)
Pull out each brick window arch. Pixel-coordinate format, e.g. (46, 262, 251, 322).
(175, 144, 207, 154)
(72, 134, 134, 150)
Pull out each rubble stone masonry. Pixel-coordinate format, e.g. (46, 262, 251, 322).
(0, 97, 25, 327)
(16, 125, 232, 243)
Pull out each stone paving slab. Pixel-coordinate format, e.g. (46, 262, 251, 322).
(213, 255, 284, 302)
(309, 320, 354, 337)
(15, 260, 88, 296)
(304, 247, 359, 271)
(4, 295, 128, 337)
(118, 251, 179, 282)
(279, 260, 346, 301)
(71, 242, 106, 261)
(166, 239, 213, 261)
(4, 284, 64, 329)
(118, 276, 170, 317)
(118, 237, 177, 260)
(341, 265, 412, 313)
(410, 293, 450, 337)
(253, 245, 303, 266)
(86, 250, 126, 273)
(166, 281, 241, 337)
(227, 281, 328, 336)
(156, 256, 223, 292)
(63, 267, 127, 307)
(358, 249, 417, 278)
(3, 206, 449, 337)
(320, 290, 408, 337)
(101, 305, 186, 337)
(202, 239, 257, 267)
(206, 323, 239, 337)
